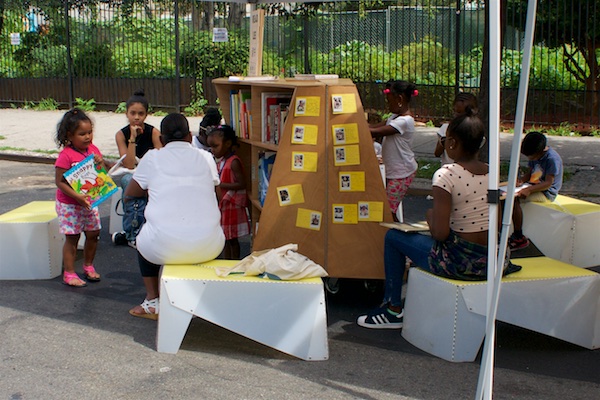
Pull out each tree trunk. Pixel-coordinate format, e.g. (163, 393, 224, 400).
(228, 3, 244, 28)
(0, 0, 5, 35)
(202, 2, 215, 31)
(585, 40, 599, 113)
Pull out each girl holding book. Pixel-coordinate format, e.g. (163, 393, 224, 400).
(207, 125, 250, 259)
(54, 108, 113, 287)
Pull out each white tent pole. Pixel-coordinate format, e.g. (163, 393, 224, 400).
(475, 0, 538, 399)
(475, 0, 502, 398)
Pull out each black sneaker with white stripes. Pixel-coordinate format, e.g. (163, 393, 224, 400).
(357, 306, 404, 329)
(111, 231, 128, 246)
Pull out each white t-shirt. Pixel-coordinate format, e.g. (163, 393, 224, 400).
(437, 123, 454, 165)
(192, 135, 211, 152)
(381, 114, 418, 179)
(133, 141, 225, 265)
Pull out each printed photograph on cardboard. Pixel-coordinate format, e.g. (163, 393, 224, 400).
(332, 95, 343, 112)
(333, 206, 344, 221)
(334, 127, 346, 144)
(340, 174, 351, 190)
(295, 98, 306, 115)
(293, 126, 305, 142)
(279, 188, 290, 204)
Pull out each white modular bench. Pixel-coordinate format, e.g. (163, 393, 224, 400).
(157, 260, 329, 361)
(401, 257, 600, 362)
(0, 201, 63, 280)
(523, 195, 600, 268)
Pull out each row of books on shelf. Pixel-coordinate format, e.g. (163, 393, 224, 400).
(230, 89, 252, 139)
(261, 92, 291, 144)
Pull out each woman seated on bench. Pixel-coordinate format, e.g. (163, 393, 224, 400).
(125, 113, 225, 320)
(357, 107, 520, 329)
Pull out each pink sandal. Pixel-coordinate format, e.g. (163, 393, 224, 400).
(83, 265, 101, 282)
(63, 271, 87, 287)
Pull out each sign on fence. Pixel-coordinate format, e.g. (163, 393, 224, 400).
(212, 28, 228, 43)
(10, 33, 20, 46)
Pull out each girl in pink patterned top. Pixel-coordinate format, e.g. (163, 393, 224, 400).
(54, 108, 114, 287)
(207, 125, 250, 259)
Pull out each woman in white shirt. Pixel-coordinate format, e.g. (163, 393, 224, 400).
(125, 113, 225, 319)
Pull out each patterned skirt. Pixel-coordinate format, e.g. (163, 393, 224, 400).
(427, 231, 521, 281)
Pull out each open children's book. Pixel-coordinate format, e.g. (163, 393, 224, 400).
(380, 221, 429, 233)
(64, 154, 118, 208)
(499, 182, 532, 199)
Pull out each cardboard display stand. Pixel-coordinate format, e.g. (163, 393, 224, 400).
(213, 78, 393, 279)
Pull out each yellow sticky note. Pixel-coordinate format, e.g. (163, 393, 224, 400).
(291, 151, 318, 172)
(296, 208, 322, 231)
(277, 184, 305, 206)
(332, 204, 358, 224)
(339, 171, 365, 192)
(294, 96, 321, 117)
(358, 201, 384, 222)
(332, 123, 359, 145)
(334, 145, 360, 166)
(291, 124, 318, 145)
(332, 93, 357, 114)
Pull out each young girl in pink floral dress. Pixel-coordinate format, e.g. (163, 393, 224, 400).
(54, 108, 113, 287)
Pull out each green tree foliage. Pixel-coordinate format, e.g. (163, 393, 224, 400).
(180, 30, 249, 78)
(507, 0, 599, 109)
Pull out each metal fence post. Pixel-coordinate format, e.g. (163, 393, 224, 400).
(64, 0, 74, 108)
(174, 0, 181, 112)
(454, 0, 461, 96)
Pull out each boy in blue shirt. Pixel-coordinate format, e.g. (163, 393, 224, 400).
(509, 131, 563, 250)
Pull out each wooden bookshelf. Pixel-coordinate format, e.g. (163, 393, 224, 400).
(213, 77, 393, 279)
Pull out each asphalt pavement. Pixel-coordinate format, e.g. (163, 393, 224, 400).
(1, 110, 600, 399)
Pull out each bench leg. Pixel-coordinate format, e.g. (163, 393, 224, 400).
(156, 279, 193, 354)
(402, 268, 486, 362)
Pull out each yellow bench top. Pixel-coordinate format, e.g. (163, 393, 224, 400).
(162, 260, 324, 285)
(535, 195, 600, 216)
(420, 256, 598, 285)
(0, 201, 56, 223)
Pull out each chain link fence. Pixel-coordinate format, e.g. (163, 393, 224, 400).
(0, 1, 598, 128)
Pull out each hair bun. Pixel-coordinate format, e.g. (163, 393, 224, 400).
(464, 105, 478, 117)
(133, 89, 145, 97)
(172, 129, 184, 139)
